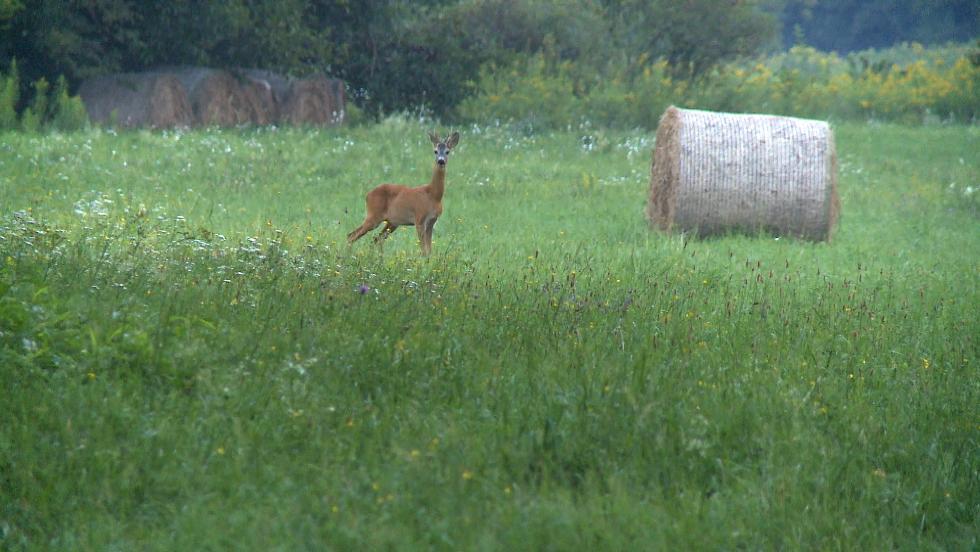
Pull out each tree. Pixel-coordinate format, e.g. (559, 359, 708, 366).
(338, 0, 609, 116)
(780, 0, 980, 52)
(0, 0, 788, 119)
(601, 0, 778, 76)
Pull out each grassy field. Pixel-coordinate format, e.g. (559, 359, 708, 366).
(1, 118, 977, 550)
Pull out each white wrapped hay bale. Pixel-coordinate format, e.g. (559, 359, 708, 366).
(647, 106, 840, 241)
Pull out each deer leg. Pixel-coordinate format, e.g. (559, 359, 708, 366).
(415, 215, 428, 255)
(347, 217, 381, 244)
(374, 221, 397, 243)
(422, 217, 437, 255)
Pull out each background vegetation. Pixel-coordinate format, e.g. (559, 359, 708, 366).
(1, 118, 977, 549)
(780, 0, 977, 52)
(1, 0, 977, 124)
(459, 42, 980, 128)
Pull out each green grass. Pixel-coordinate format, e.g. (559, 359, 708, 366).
(1, 117, 978, 550)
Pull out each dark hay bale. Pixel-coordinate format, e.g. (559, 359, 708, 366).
(80, 68, 345, 129)
(647, 106, 840, 241)
(169, 68, 271, 127)
(281, 75, 346, 126)
(240, 74, 278, 125)
(78, 73, 193, 129)
(242, 69, 292, 104)
(238, 70, 347, 126)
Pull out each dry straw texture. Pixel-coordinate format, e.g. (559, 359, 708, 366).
(244, 71, 347, 126)
(282, 76, 346, 126)
(170, 68, 269, 127)
(648, 106, 839, 241)
(78, 73, 193, 129)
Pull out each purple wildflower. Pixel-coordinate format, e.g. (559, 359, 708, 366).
(358, 284, 370, 295)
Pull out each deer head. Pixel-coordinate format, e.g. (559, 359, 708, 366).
(429, 131, 460, 166)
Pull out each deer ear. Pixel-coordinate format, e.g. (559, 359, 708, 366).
(446, 131, 460, 149)
(428, 131, 440, 146)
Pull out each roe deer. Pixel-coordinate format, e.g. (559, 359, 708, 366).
(347, 131, 459, 255)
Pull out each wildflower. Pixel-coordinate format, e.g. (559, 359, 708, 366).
(216, 447, 225, 455)
(872, 468, 886, 478)
(922, 357, 930, 370)
(358, 284, 370, 295)
(462, 470, 474, 481)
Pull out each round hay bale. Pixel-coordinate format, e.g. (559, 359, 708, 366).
(242, 69, 292, 104)
(239, 71, 281, 124)
(282, 75, 346, 126)
(647, 106, 840, 241)
(78, 73, 193, 129)
(148, 75, 194, 128)
(169, 68, 269, 127)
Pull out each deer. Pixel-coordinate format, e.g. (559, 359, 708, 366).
(347, 130, 460, 256)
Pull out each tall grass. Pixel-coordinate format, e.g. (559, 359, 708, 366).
(1, 118, 977, 549)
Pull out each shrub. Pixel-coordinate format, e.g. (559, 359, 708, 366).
(0, 69, 90, 132)
(48, 76, 89, 131)
(0, 59, 18, 130)
(20, 77, 49, 132)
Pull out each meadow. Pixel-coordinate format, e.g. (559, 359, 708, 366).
(0, 118, 977, 549)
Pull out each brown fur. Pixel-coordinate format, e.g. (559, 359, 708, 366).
(347, 131, 459, 255)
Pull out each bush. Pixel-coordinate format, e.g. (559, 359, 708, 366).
(0, 67, 89, 132)
(49, 76, 89, 131)
(19, 76, 48, 132)
(0, 59, 18, 130)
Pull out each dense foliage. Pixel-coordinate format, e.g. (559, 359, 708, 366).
(2, 0, 976, 118)
(459, 43, 980, 128)
(781, 0, 978, 52)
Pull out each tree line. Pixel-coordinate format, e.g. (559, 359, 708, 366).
(1, 0, 976, 120)
(781, 0, 977, 53)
